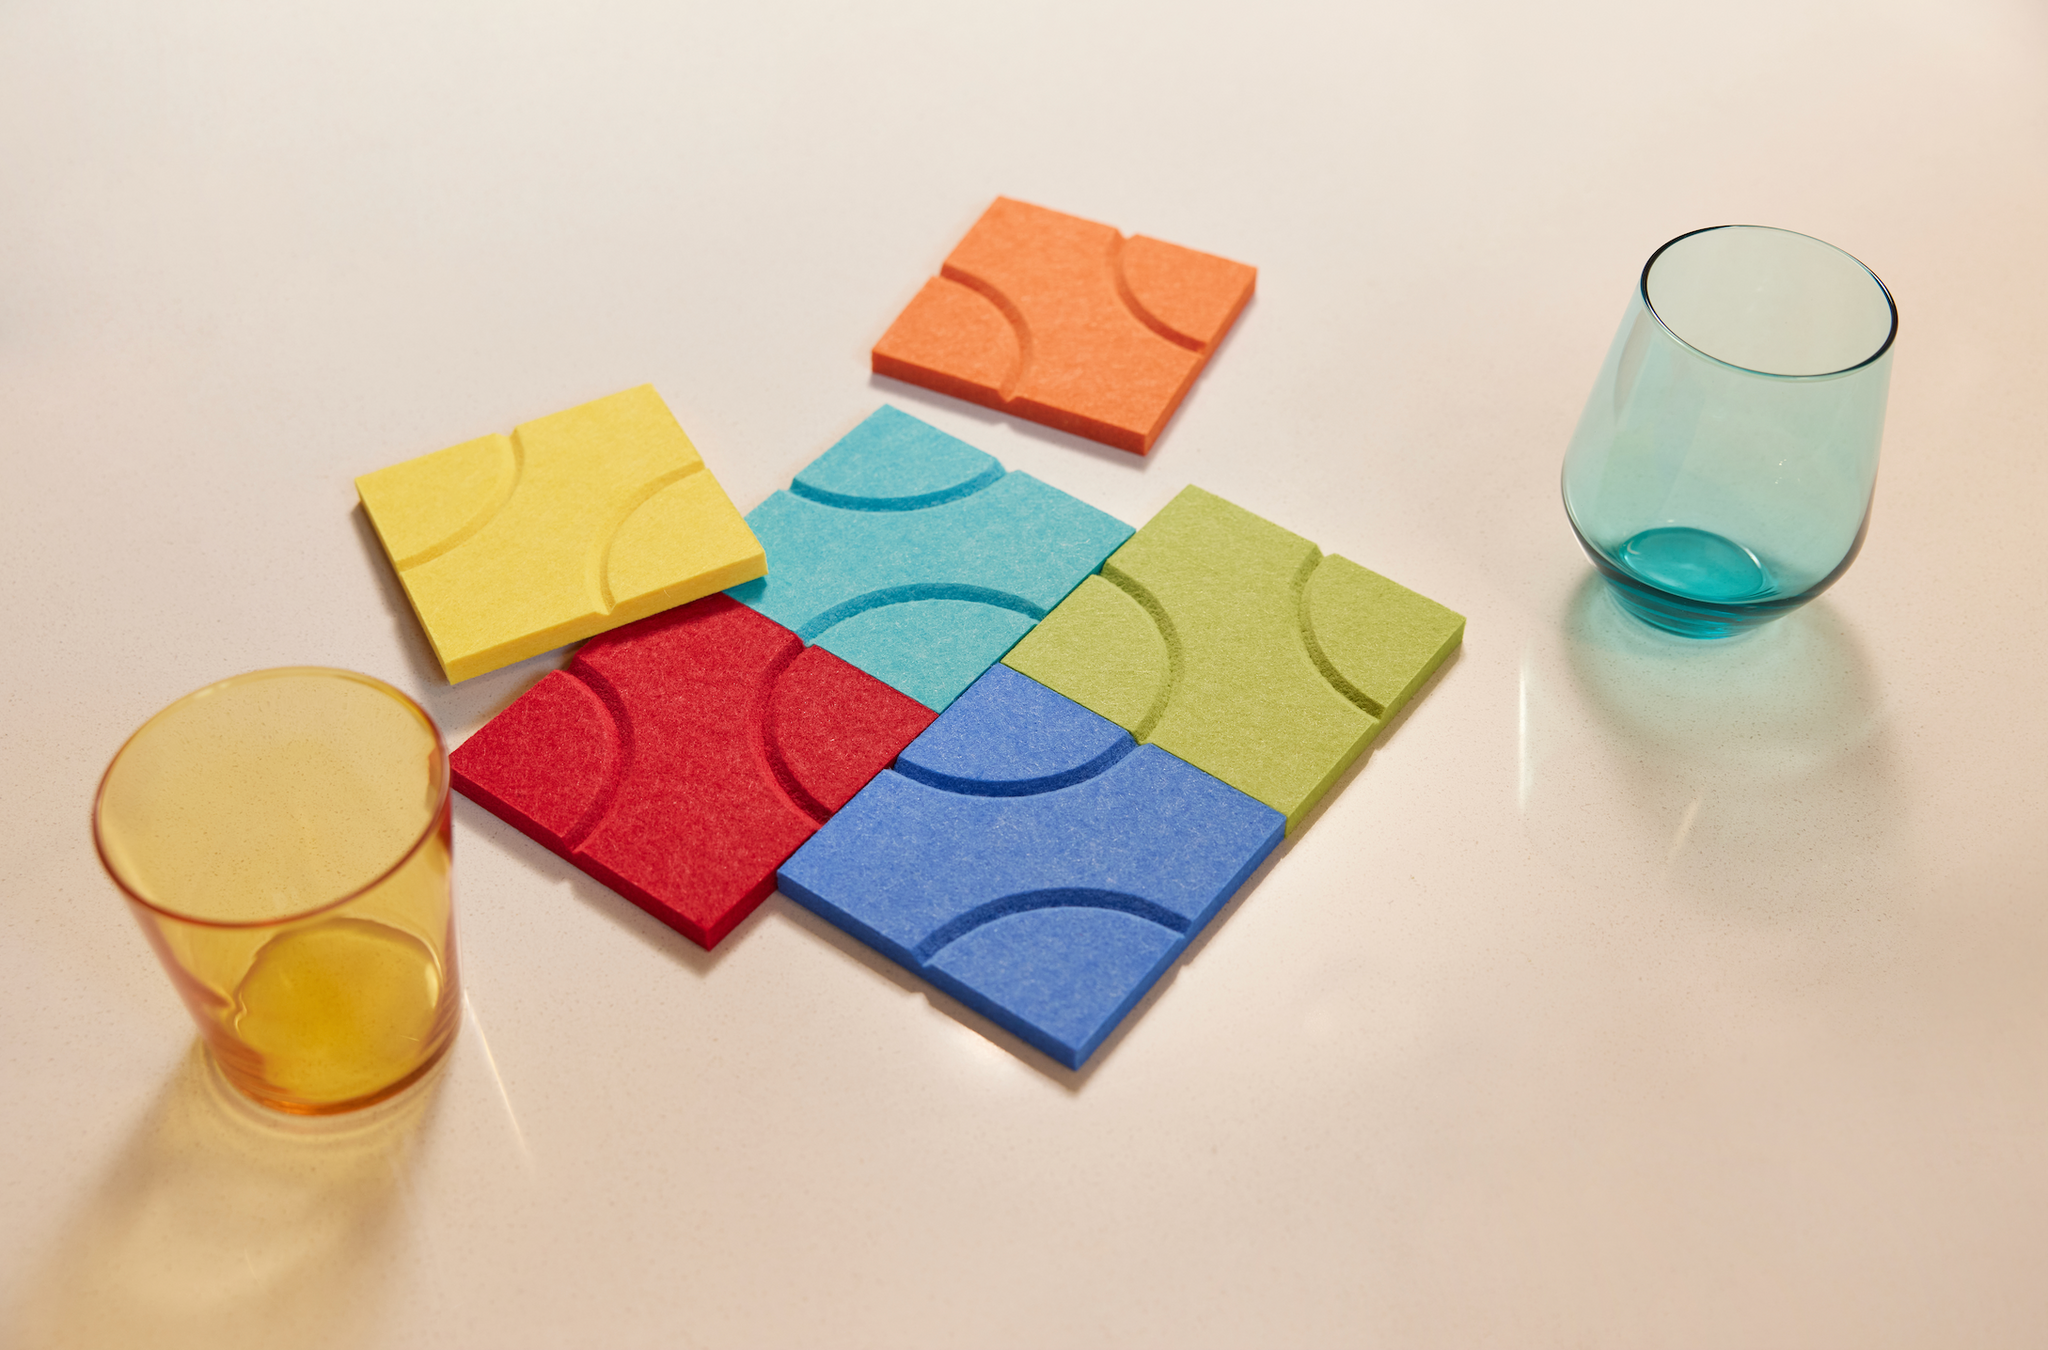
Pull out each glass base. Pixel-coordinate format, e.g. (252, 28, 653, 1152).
(219, 1029, 457, 1116)
(1600, 572, 1780, 639)
(1568, 519, 1844, 640)
(1614, 527, 1770, 602)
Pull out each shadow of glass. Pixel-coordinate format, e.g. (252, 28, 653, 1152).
(10, 1044, 443, 1350)
(1525, 575, 1901, 912)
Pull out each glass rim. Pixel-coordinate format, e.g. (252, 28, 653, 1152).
(1638, 224, 1899, 380)
(92, 666, 450, 930)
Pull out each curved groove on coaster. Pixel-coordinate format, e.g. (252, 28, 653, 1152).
(913, 888, 1191, 964)
(936, 265, 1034, 402)
(1293, 551, 1383, 717)
(1107, 233, 1206, 353)
(789, 461, 1005, 513)
(559, 664, 635, 851)
(587, 463, 704, 614)
(1098, 565, 1182, 742)
(755, 639, 831, 826)
(798, 583, 1045, 644)
(893, 734, 1135, 798)
(395, 434, 523, 571)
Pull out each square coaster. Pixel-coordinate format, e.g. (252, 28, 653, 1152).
(872, 198, 1255, 454)
(779, 664, 1283, 1068)
(727, 405, 1131, 710)
(357, 385, 764, 681)
(451, 595, 935, 948)
(1004, 486, 1464, 832)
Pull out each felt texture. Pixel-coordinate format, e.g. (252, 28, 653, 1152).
(356, 386, 765, 682)
(450, 594, 935, 948)
(871, 198, 1256, 455)
(1003, 486, 1465, 833)
(777, 665, 1284, 1068)
(727, 406, 1132, 711)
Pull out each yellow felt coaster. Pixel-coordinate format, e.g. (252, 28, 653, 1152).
(356, 386, 765, 682)
(1003, 486, 1464, 833)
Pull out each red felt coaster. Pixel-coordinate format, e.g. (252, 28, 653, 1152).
(872, 198, 1255, 455)
(451, 594, 938, 948)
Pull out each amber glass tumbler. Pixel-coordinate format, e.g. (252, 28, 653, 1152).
(94, 668, 459, 1114)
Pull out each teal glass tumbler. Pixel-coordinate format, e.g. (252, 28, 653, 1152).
(1561, 225, 1896, 638)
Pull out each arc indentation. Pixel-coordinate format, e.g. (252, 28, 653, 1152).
(1294, 552, 1384, 717)
(913, 888, 1190, 964)
(1098, 565, 1182, 741)
(560, 664, 634, 850)
(395, 435, 522, 570)
(797, 584, 1044, 644)
(789, 461, 1005, 513)
(588, 461, 705, 613)
(938, 264, 1034, 401)
(894, 736, 1135, 799)
(753, 638, 830, 826)
(1108, 234, 1206, 354)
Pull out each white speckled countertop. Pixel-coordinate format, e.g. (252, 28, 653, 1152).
(4, 2, 2044, 1345)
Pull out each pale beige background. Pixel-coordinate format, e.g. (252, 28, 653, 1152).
(3, 2, 2044, 1347)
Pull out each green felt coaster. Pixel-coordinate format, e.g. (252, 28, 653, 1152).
(1002, 486, 1463, 832)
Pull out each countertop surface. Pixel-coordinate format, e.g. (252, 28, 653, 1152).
(4, 2, 2045, 1346)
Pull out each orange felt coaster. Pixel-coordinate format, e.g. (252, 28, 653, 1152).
(872, 199, 1255, 455)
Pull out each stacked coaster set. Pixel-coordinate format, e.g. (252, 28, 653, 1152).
(357, 199, 1464, 1069)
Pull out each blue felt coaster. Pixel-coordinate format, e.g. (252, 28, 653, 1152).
(726, 407, 1132, 711)
(777, 664, 1284, 1068)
